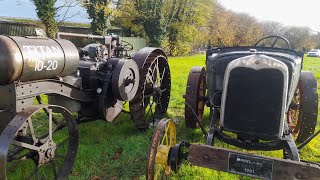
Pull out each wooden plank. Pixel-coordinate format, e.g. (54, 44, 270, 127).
(188, 144, 320, 180)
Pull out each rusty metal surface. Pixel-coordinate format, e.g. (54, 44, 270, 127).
(0, 84, 17, 133)
(130, 48, 171, 129)
(104, 100, 123, 122)
(0, 105, 78, 179)
(0, 35, 79, 84)
(0, 36, 23, 84)
(188, 144, 320, 180)
(184, 66, 206, 128)
(15, 79, 96, 103)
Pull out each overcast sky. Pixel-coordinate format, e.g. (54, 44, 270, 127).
(0, 0, 319, 32)
(218, 0, 320, 32)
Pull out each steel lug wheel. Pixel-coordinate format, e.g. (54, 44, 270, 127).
(0, 105, 78, 180)
(130, 48, 171, 130)
(184, 66, 207, 128)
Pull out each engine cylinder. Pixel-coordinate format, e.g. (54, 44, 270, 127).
(0, 35, 79, 85)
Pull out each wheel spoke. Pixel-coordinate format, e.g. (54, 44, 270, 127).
(8, 150, 29, 161)
(155, 96, 163, 115)
(27, 165, 39, 180)
(146, 71, 154, 84)
(38, 119, 67, 140)
(3, 105, 78, 179)
(27, 118, 37, 142)
(160, 67, 166, 85)
(145, 100, 156, 119)
(49, 109, 53, 141)
(130, 53, 171, 130)
(57, 138, 69, 148)
(11, 140, 40, 151)
(50, 160, 58, 179)
(55, 153, 66, 159)
(146, 119, 176, 179)
(152, 59, 158, 80)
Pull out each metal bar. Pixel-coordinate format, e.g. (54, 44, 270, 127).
(12, 140, 40, 151)
(27, 118, 36, 142)
(188, 144, 320, 180)
(49, 109, 52, 141)
(185, 102, 207, 136)
(298, 129, 320, 149)
(56, 32, 105, 39)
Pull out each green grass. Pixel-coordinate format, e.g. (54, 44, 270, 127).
(9, 54, 320, 179)
(66, 54, 320, 179)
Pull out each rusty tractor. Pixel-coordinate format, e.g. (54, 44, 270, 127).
(0, 33, 171, 179)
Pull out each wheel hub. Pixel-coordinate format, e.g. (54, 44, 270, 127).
(153, 86, 162, 97)
(38, 139, 57, 166)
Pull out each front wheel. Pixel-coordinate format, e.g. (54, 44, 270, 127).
(287, 71, 318, 143)
(146, 119, 176, 179)
(0, 105, 78, 179)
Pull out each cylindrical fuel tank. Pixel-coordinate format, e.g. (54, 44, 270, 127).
(0, 35, 79, 84)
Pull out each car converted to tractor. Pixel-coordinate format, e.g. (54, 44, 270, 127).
(147, 36, 320, 179)
(0, 32, 171, 179)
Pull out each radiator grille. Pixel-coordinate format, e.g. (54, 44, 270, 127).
(223, 68, 284, 139)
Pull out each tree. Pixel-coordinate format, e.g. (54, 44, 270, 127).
(83, 0, 114, 35)
(163, 0, 214, 56)
(115, 0, 214, 55)
(30, 0, 81, 38)
(132, 0, 166, 47)
(31, 0, 58, 38)
(231, 12, 263, 46)
(112, 0, 145, 37)
(283, 26, 315, 51)
(261, 21, 285, 36)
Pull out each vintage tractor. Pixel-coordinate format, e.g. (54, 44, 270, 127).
(147, 36, 320, 179)
(0, 33, 170, 179)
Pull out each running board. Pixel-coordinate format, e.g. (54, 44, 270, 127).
(188, 144, 320, 180)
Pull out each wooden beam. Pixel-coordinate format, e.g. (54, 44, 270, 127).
(188, 144, 320, 180)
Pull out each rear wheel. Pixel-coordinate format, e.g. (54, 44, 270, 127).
(184, 67, 206, 128)
(287, 71, 318, 143)
(130, 48, 171, 130)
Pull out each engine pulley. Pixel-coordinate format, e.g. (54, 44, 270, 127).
(112, 59, 139, 101)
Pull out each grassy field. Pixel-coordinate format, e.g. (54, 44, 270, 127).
(64, 54, 320, 179)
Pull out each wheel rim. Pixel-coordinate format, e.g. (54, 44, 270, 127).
(146, 119, 176, 180)
(0, 105, 78, 180)
(130, 52, 171, 129)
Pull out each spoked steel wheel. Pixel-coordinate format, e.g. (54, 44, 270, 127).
(184, 67, 206, 128)
(0, 105, 78, 180)
(287, 71, 318, 143)
(146, 119, 176, 180)
(130, 48, 171, 130)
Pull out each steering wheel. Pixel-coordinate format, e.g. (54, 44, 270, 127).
(254, 35, 291, 49)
